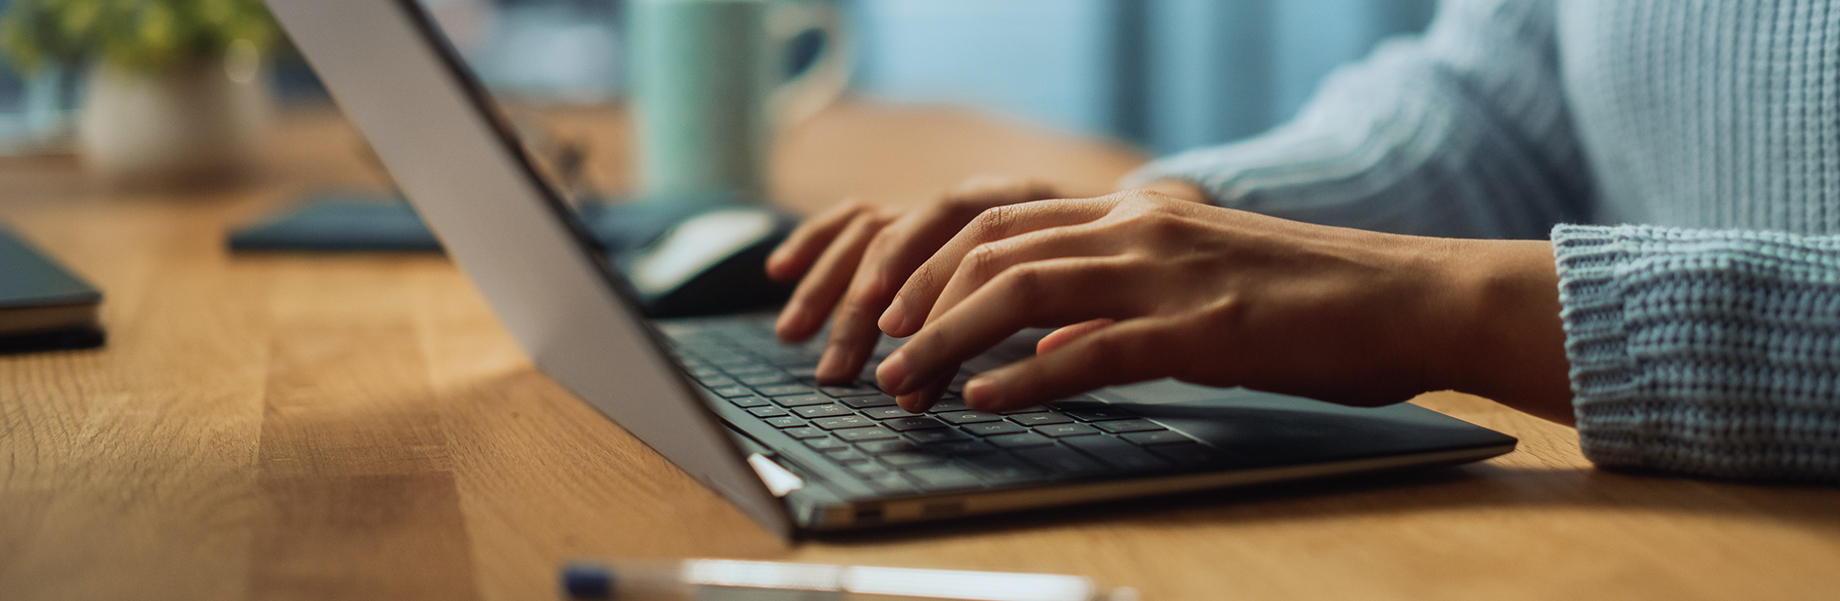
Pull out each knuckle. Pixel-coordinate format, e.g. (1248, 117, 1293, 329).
(995, 263, 1048, 304)
(961, 243, 1005, 281)
(971, 204, 1011, 237)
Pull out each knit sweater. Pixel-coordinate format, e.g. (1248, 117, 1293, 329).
(1126, 0, 1840, 482)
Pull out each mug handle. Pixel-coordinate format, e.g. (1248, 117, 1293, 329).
(766, 0, 850, 126)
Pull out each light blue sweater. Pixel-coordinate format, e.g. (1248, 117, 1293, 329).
(1127, 0, 1840, 482)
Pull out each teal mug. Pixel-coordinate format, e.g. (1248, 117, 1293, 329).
(629, 0, 849, 202)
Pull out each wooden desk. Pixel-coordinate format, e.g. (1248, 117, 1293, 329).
(2, 103, 1836, 601)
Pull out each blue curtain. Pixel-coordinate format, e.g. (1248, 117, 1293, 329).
(848, 0, 1436, 154)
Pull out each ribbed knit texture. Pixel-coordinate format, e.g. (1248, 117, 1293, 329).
(1127, 0, 1840, 482)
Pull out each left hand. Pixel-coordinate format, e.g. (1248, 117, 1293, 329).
(871, 190, 1574, 422)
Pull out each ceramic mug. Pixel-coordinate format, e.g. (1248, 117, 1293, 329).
(629, 0, 848, 202)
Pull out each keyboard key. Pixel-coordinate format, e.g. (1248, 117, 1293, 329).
(986, 432, 1056, 448)
(748, 406, 788, 418)
(863, 472, 916, 495)
(1147, 442, 1228, 466)
(1063, 437, 1170, 470)
(1034, 423, 1099, 438)
(856, 440, 921, 454)
(710, 386, 753, 398)
(883, 416, 950, 432)
(845, 461, 891, 476)
(840, 395, 899, 409)
(813, 415, 876, 430)
(804, 437, 849, 451)
(1122, 430, 1193, 445)
(697, 376, 738, 388)
(880, 453, 948, 469)
(793, 404, 855, 419)
(904, 466, 984, 492)
(1014, 446, 1109, 476)
(724, 365, 778, 377)
(1009, 413, 1073, 426)
(958, 454, 1044, 482)
(929, 440, 997, 456)
(1058, 406, 1137, 422)
(835, 426, 898, 442)
(781, 427, 828, 440)
(825, 449, 872, 464)
(755, 385, 816, 397)
(999, 405, 1049, 414)
(763, 416, 806, 428)
(904, 429, 972, 445)
(738, 373, 792, 386)
(687, 366, 723, 378)
(774, 394, 835, 407)
(925, 399, 970, 413)
(862, 406, 919, 420)
(727, 396, 771, 408)
(937, 411, 1005, 425)
(822, 385, 882, 397)
(961, 421, 1028, 437)
(1093, 419, 1166, 434)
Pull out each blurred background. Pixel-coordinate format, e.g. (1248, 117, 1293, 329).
(0, 0, 1434, 161)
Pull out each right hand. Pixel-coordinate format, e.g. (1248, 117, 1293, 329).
(766, 176, 1064, 384)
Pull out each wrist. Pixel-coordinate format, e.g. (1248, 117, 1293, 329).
(1432, 239, 1576, 424)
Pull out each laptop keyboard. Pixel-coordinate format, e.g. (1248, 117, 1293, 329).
(659, 315, 1230, 496)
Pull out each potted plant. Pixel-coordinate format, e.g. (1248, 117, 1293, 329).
(0, 0, 281, 186)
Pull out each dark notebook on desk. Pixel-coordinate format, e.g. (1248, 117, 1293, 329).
(0, 225, 103, 353)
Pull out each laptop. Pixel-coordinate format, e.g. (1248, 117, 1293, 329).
(266, 0, 1517, 540)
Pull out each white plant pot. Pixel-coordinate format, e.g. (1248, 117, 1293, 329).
(79, 58, 272, 187)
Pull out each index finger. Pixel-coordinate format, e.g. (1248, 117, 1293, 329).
(879, 198, 1118, 337)
(766, 200, 877, 282)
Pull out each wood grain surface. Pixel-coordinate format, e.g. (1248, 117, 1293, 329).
(1, 103, 1836, 601)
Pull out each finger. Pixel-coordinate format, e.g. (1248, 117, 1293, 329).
(775, 215, 884, 342)
(766, 201, 874, 282)
(926, 222, 1127, 327)
(813, 203, 998, 381)
(815, 282, 886, 383)
(876, 257, 1139, 396)
(1036, 319, 1115, 355)
(962, 315, 1192, 412)
(880, 198, 1119, 337)
(895, 373, 954, 413)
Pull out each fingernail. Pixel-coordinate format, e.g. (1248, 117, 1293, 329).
(878, 296, 905, 334)
(877, 351, 909, 393)
(963, 377, 998, 410)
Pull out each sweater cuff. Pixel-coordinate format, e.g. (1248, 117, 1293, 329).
(1550, 224, 1645, 466)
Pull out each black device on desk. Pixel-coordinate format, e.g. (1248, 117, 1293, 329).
(0, 225, 104, 354)
(230, 191, 796, 317)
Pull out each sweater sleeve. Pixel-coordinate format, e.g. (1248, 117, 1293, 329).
(1124, 0, 1593, 239)
(1553, 224, 1840, 482)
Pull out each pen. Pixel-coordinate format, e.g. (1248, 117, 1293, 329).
(562, 559, 1140, 601)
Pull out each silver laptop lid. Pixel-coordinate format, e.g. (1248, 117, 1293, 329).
(266, 0, 794, 539)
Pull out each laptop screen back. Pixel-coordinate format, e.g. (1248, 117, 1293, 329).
(265, 0, 795, 539)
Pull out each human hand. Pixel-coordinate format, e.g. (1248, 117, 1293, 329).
(872, 190, 1574, 422)
(764, 176, 1065, 384)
